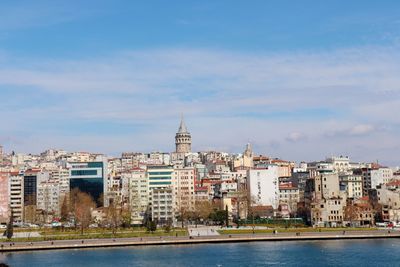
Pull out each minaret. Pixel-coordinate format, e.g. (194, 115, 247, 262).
(175, 115, 191, 153)
(244, 143, 253, 158)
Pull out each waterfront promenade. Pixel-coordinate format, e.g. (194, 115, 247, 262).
(1, 230, 399, 252)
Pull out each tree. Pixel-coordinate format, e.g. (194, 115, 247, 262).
(104, 200, 122, 236)
(146, 220, 157, 233)
(164, 219, 172, 233)
(24, 193, 37, 224)
(236, 186, 250, 221)
(121, 206, 132, 228)
(24, 205, 37, 224)
(72, 189, 96, 235)
(60, 194, 70, 222)
(344, 204, 360, 224)
(225, 205, 229, 227)
(210, 209, 226, 226)
(177, 206, 191, 228)
(5, 209, 13, 239)
(193, 200, 213, 225)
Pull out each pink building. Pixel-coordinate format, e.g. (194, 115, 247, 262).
(0, 172, 9, 223)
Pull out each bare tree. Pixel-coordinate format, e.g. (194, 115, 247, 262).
(24, 193, 37, 224)
(177, 206, 191, 228)
(193, 200, 213, 225)
(60, 194, 70, 222)
(121, 206, 132, 228)
(104, 200, 123, 236)
(344, 204, 360, 223)
(235, 187, 250, 222)
(72, 190, 96, 235)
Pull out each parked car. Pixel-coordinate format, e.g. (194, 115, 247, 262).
(89, 223, 99, 228)
(63, 222, 74, 228)
(376, 222, 388, 228)
(51, 222, 62, 227)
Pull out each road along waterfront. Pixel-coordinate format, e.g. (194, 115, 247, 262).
(1, 229, 399, 252)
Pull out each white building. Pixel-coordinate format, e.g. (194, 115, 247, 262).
(9, 172, 24, 222)
(326, 156, 350, 173)
(49, 167, 70, 203)
(147, 165, 175, 224)
(37, 180, 60, 219)
(247, 165, 279, 209)
(151, 188, 175, 225)
(360, 167, 394, 196)
(371, 168, 393, 188)
(339, 174, 363, 199)
(121, 169, 148, 225)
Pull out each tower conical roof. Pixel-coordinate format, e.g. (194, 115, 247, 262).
(178, 115, 188, 133)
(244, 143, 253, 157)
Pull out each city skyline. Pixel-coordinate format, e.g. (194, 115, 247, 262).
(1, 1, 400, 166)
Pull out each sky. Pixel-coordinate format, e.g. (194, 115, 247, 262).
(1, 0, 400, 166)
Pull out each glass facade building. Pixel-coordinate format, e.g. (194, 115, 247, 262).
(24, 174, 37, 206)
(147, 165, 174, 189)
(69, 161, 106, 206)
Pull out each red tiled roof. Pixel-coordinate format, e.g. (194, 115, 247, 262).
(386, 180, 400, 187)
(271, 159, 289, 163)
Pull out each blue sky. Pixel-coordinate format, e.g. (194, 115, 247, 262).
(1, 0, 400, 165)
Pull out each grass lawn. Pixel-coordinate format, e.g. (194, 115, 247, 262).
(2, 229, 188, 243)
(38, 227, 153, 236)
(218, 227, 378, 235)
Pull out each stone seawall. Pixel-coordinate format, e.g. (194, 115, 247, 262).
(1, 231, 400, 253)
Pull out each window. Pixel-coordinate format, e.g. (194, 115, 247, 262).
(71, 170, 97, 176)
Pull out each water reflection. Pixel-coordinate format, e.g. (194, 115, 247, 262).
(2, 239, 400, 267)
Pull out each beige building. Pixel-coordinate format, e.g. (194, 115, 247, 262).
(370, 181, 400, 222)
(233, 143, 254, 170)
(270, 159, 294, 178)
(310, 172, 347, 227)
(173, 167, 195, 215)
(279, 182, 299, 215)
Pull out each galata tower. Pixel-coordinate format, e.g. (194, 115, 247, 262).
(175, 116, 191, 153)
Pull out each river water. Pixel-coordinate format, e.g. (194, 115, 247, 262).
(1, 239, 399, 266)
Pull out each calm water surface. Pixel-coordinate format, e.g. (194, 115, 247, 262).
(1, 239, 399, 267)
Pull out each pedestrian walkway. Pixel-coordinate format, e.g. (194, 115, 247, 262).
(188, 226, 220, 237)
(1, 231, 41, 239)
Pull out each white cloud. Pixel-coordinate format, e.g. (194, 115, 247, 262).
(286, 132, 307, 143)
(0, 1, 104, 31)
(349, 124, 376, 136)
(0, 46, 400, 165)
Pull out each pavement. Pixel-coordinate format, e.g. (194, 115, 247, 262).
(188, 226, 220, 237)
(0, 231, 41, 239)
(1, 229, 400, 252)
